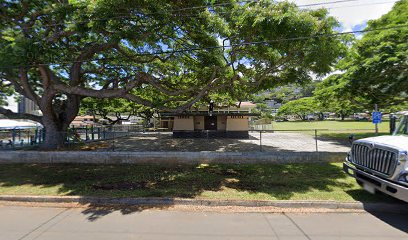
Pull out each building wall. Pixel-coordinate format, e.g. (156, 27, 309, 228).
(160, 117, 174, 130)
(226, 116, 249, 131)
(217, 116, 227, 130)
(194, 116, 204, 130)
(173, 116, 194, 131)
(18, 96, 40, 116)
(172, 115, 250, 131)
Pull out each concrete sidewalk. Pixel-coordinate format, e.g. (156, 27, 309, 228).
(1, 206, 406, 240)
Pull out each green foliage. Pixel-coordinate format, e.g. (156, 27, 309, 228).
(0, 0, 347, 148)
(277, 97, 318, 120)
(1, 0, 346, 102)
(314, 75, 363, 119)
(253, 82, 317, 104)
(338, 0, 408, 108)
(252, 102, 274, 119)
(0, 81, 13, 106)
(80, 97, 153, 125)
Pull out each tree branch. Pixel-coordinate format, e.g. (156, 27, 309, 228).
(70, 42, 119, 86)
(19, 68, 41, 103)
(53, 82, 155, 108)
(47, 30, 76, 43)
(0, 106, 42, 123)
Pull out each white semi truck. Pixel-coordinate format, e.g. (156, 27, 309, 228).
(343, 111, 408, 202)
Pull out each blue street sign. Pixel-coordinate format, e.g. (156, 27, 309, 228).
(372, 111, 382, 124)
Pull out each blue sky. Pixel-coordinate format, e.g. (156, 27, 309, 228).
(291, 0, 398, 33)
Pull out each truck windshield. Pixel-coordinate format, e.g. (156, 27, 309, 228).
(395, 116, 408, 136)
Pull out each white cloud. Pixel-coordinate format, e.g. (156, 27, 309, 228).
(289, 0, 398, 32)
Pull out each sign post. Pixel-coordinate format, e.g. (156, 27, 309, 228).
(372, 104, 382, 135)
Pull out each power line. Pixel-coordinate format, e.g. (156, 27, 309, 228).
(298, 0, 362, 7)
(3, 0, 397, 30)
(325, 1, 396, 9)
(185, 1, 398, 17)
(0, 24, 406, 70)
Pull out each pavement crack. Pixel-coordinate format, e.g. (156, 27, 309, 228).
(30, 209, 73, 240)
(17, 208, 70, 240)
(263, 213, 280, 240)
(283, 213, 312, 240)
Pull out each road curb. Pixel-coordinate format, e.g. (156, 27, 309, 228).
(0, 195, 406, 213)
(0, 151, 346, 164)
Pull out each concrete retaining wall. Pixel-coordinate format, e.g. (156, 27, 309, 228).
(0, 151, 346, 164)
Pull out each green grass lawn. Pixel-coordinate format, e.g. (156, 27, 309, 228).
(270, 120, 390, 140)
(272, 120, 389, 131)
(0, 163, 398, 203)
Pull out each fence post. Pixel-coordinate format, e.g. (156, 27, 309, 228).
(112, 130, 115, 151)
(35, 128, 38, 144)
(43, 129, 46, 143)
(91, 125, 94, 140)
(390, 114, 397, 134)
(259, 131, 262, 152)
(315, 129, 318, 153)
(11, 129, 16, 145)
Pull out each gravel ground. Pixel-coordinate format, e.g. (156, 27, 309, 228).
(89, 132, 350, 152)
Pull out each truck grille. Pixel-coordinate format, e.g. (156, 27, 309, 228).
(351, 143, 398, 176)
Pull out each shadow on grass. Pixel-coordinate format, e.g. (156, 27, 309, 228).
(0, 163, 403, 222)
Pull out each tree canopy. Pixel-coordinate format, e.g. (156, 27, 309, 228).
(79, 97, 154, 125)
(277, 97, 318, 120)
(336, 0, 408, 108)
(0, 0, 346, 148)
(313, 74, 363, 120)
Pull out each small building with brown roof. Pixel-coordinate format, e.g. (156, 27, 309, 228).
(160, 101, 258, 138)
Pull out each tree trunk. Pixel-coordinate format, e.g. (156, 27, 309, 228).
(39, 94, 80, 150)
(41, 119, 67, 150)
(340, 111, 346, 121)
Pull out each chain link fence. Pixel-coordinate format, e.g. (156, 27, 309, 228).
(0, 124, 144, 150)
(1, 124, 386, 152)
(0, 128, 44, 149)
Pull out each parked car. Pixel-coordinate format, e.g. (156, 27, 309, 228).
(343, 111, 408, 202)
(353, 113, 370, 121)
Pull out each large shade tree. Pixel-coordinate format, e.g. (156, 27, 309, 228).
(277, 97, 318, 120)
(338, 0, 408, 109)
(314, 74, 363, 120)
(0, 0, 346, 149)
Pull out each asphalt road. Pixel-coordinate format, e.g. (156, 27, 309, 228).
(1, 206, 407, 240)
